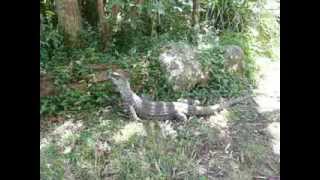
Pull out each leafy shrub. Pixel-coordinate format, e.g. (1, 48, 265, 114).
(202, 0, 253, 32)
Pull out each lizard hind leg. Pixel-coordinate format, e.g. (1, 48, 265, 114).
(174, 112, 188, 122)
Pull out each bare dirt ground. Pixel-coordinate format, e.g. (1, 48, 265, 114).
(254, 57, 280, 155)
(191, 55, 280, 180)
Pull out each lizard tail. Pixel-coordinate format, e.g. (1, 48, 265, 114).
(188, 95, 252, 115)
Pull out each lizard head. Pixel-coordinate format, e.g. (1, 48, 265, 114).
(107, 70, 131, 92)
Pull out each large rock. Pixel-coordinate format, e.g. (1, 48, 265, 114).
(223, 45, 245, 74)
(159, 42, 209, 91)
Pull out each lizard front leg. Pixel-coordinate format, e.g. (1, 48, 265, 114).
(128, 105, 141, 121)
(124, 102, 141, 121)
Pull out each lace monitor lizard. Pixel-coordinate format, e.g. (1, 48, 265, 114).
(108, 70, 251, 121)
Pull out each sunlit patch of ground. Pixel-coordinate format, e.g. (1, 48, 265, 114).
(205, 109, 233, 148)
(40, 120, 84, 152)
(112, 121, 146, 143)
(254, 95, 280, 113)
(254, 56, 280, 156)
(266, 122, 280, 155)
(159, 121, 178, 138)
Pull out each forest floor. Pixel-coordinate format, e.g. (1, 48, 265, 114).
(40, 1, 280, 178)
(40, 56, 280, 180)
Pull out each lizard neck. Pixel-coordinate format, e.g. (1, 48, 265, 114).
(118, 82, 142, 104)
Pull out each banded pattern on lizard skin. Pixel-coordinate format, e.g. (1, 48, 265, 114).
(137, 100, 190, 121)
(108, 70, 251, 121)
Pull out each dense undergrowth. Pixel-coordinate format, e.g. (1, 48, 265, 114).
(40, 0, 278, 117)
(41, 0, 279, 179)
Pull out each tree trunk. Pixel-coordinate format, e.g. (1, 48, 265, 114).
(97, 0, 110, 52)
(191, 0, 200, 44)
(40, 14, 43, 38)
(79, 0, 99, 27)
(131, 0, 144, 17)
(192, 0, 200, 28)
(112, 4, 120, 17)
(55, 0, 82, 47)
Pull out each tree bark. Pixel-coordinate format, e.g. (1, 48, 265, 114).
(112, 4, 120, 17)
(191, 0, 200, 44)
(55, 0, 82, 47)
(79, 0, 99, 27)
(97, 0, 110, 52)
(192, 0, 200, 28)
(40, 14, 43, 38)
(131, 0, 144, 17)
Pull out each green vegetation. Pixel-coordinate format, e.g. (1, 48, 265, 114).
(41, 0, 279, 179)
(40, 0, 279, 116)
